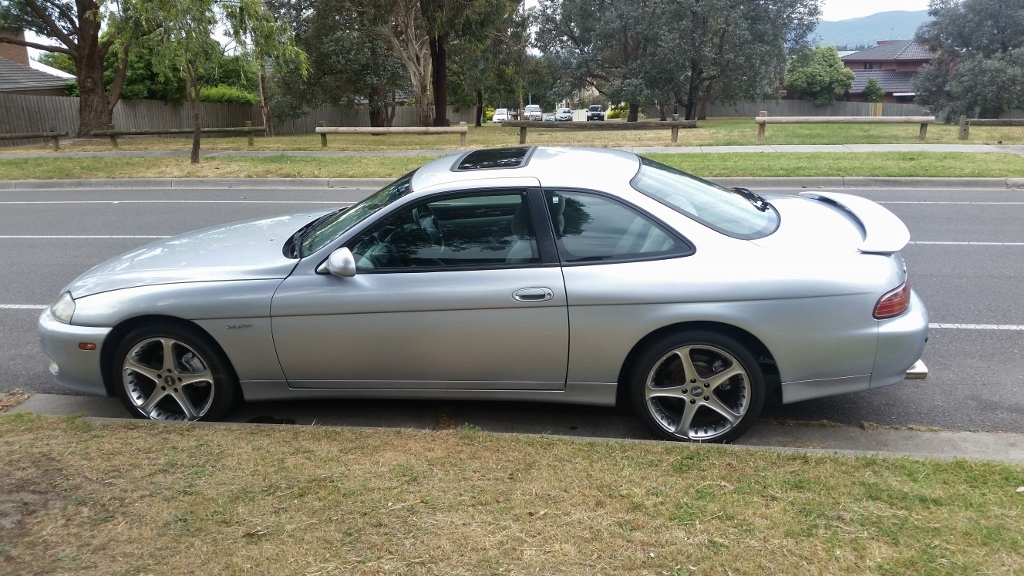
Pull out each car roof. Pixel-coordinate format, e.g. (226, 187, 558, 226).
(410, 146, 641, 194)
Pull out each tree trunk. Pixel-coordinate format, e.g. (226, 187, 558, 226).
(475, 88, 484, 127)
(75, 7, 112, 135)
(259, 71, 275, 136)
(185, 72, 201, 164)
(626, 102, 640, 122)
(657, 102, 667, 121)
(429, 34, 448, 126)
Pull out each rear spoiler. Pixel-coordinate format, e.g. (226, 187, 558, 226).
(799, 191, 910, 254)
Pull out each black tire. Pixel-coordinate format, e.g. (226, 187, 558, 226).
(630, 330, 765, 443)
(112, 322, 239, 422)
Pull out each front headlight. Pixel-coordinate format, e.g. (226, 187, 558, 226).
(50, 292, 76, 324)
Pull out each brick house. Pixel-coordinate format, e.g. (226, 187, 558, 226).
(840, 40, 934, 103)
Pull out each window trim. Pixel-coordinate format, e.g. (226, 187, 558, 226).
(340, 187, 559, 275)
(539, 187, 695, 267)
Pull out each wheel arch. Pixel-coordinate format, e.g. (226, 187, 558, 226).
(99, 315, 239, 397)
(614, 321, 780, 408)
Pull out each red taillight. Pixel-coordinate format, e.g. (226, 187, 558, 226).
(874, 281, 911, 319)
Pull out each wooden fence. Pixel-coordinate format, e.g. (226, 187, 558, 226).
(3, 93, 1022, 147)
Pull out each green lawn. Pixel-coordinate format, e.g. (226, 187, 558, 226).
(2, 151, 1023, 180)
(2, 117, 1023, 154)
(1, 413, 1021, 575)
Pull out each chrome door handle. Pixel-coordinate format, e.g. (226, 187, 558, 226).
(512, 287, 554, 302)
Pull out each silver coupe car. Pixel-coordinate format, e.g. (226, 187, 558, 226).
(39, 147, 928, 442)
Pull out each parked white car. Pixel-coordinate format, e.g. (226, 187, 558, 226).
(524, 105, 543, 121)
(555, 107, 572, 121)
(491, 108, 510, 123)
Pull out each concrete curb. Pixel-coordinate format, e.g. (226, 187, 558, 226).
(8, 394, 1024, 464)
(2, 177, 1022, 191)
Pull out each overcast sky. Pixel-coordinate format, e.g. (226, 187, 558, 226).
(820, 0, 931, 21)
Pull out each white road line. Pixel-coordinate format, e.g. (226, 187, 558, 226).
(0, 200, 353, 205)
(0, 305, 47, 310)
(910, 241, 1024, 246)
(930, 323, 1024, 330)
(0, 235, 170, 239)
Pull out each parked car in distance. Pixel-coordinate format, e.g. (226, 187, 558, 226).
(39, 146, 928, 443)
(586, 105, 605, 121)
(524, 105, 543, 121)
(491, 108, 510, 123)
(555, 107, 572, 121)
(543, 114, 556, 122)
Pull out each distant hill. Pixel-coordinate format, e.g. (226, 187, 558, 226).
(814, 10, 930, 50)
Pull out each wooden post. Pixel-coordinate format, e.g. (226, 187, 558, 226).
(245, 121, 254, 147)
(757, 111, 767, 142)
(519, 126, 527, 145)
(459, 122, 467, 147)
(919, 122, 928, 140)
(319, 121, 327, 149)
(671, 126, 679, 143)
(958, 115, 969, 140)
(48, 126, 58, 151)
(108, 123, 118, 149)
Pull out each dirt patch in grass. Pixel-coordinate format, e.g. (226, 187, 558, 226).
(0, 413, 1022, 575)
(0, 389, 31, 413)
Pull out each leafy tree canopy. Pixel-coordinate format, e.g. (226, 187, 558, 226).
(914, 0, 1024, 119)
(784, 46, 855, 105)
(864, 77, 885, 103)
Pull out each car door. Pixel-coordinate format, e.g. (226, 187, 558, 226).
(270, 188, 569, 390)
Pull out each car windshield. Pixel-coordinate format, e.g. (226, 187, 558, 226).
(590, 106, 602, 111)
(297, 172, 415, 257)
(630, 157, 779, 239)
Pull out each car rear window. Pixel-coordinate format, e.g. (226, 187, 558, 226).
(630, 157, 779, 240)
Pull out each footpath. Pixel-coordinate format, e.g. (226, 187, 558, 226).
(9, 394, 1024, 464)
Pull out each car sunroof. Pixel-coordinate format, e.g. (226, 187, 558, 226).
(453, 147, 535, 171)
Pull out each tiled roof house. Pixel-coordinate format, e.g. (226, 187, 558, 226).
(1, 29, 75, 96)
(840, 40, 934, 103)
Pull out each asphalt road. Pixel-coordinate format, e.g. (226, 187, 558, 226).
(2, 184, 1022, 433)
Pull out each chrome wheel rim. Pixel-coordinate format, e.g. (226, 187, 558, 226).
(644, 344, 751, 441)
(122, 337, 215, 421)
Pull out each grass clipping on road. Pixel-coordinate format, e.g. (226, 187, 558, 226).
(1, 414, 1022, 575)
(3, 151, 1024, 181)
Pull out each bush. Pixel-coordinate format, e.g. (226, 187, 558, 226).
(200, 85, 259, 105)
(483, 107, 495, 122)
(607, 104, 627, 119)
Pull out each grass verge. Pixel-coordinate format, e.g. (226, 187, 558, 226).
(1, 413, 1022, 575)
(2, 118, 1023, 154)
(2, 152, 1024, 181)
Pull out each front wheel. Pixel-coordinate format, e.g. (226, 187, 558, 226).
(631, 330, 765, 443)
(112, 322, 239, 421)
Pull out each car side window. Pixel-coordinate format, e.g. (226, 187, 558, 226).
(348, 191, 540, 271)
(545, 190, 685, 263)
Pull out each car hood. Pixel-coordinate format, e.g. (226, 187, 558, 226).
(66, 211, 328, 298)
(752, 192, 909, 254)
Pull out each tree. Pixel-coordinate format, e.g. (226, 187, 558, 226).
(784, 46, 855, 105)
(267, 0, 409, 127)
(0, 0, 147, 134)
(914, 0, 1024, 119)
(864, 77, 885, 103)
(140, 0, 306, 163)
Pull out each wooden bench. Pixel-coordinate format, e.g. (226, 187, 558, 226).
(0, 130, 67, 151)
(502, 120, 697, 145)
(755, 112, 937, 141)
(316, 122, 468, 148)
(91, 121, 267, 148)
(957, 115, 1024, 140)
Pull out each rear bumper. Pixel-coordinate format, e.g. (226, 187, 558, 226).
(870, 289, 929, 389)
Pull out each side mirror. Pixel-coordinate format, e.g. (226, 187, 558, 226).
(319, 247, 357, 277)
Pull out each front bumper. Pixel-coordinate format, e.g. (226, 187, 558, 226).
(38, 309, 112, 397)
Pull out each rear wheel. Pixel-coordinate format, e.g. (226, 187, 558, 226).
(631, 330, 764, 443)
(112, 322, 239, 421)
